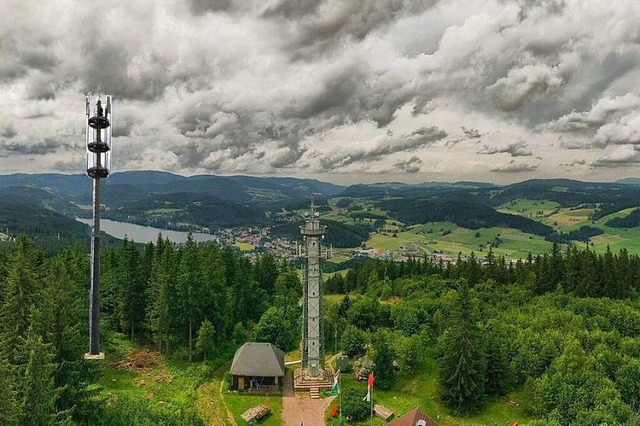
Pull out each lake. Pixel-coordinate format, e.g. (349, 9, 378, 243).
(75, 218, 218, 244)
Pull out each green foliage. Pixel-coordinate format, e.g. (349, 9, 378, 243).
(341, 325, 366, 358)
(253, 306, 298, 352)
(195, 320, 215, 361)
(19, 325, 59, 426)
(438, 284, 486, 415)
(341, 387, 369, 422)
(0, 358, 19, 425)
(371, 330, 395, 391)
(90, 395, 204, 426)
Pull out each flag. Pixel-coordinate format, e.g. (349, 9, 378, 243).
(331, 370, 340, 396)
(363, 371, 374, 402)
(363, 387, 370, 402)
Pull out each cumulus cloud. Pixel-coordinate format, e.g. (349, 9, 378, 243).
(394, 156, 423, 173)
(317, 126, 447, 171)
(591, 145, 640, 168)
(478, 140, 532, 157)
(1, 0, 640, 181)
(490, 160, 539, 173)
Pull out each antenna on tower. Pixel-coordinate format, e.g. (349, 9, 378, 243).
(84, 93, 113, 361)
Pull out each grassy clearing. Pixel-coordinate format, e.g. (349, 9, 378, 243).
(234, 242, 254, 251)
(498, 199, 560, 217)
(327, 359, 530, 426)
(98, 333, 209, 417)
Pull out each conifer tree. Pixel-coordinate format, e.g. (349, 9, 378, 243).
(195, 319, 215, 361)
(0, 358, 19, 426)
(439, 282, 486, 414)
(0, 236, 39, 364)
(177, 234, 204, 361)
(148, 239, 174, 354)
(19, 325, 58, 426)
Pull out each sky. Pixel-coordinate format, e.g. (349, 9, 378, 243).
(1, 0, 639, 184)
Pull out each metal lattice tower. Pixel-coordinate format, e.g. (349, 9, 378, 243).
(298, 195, 331, 377)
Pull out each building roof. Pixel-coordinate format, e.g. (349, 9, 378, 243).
(230, 342, 285, 377)
(388, 408, 439, 426)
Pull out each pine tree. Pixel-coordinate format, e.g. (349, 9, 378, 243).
(195, 320, 215, 361)
(0, 358, 19, 426)
(39, 256, 85, 417)
(148, 240, 174, 354)
(0, 236, 39, 364)
(439, 282, 486, 414)
(177, 234, 204, 362)
(19, 326, 58, 426)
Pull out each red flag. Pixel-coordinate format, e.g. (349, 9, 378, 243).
(368, 372, 374, 389)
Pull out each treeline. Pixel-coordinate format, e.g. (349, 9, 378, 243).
(0, 237, 96, 425)
(100, 235, 302, 358)
(105, 193, 267, 229)
(271, 219, 369, 248)
(606, 208, 640, 228)
(323, 246, 640, 424)
(544, 225, 603, 243)
(380, 198, 553, 236)
(0, 234, 303, 425)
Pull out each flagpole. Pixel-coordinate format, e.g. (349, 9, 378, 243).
(339, 372, 343, 425)
(370, 371, 373, 426)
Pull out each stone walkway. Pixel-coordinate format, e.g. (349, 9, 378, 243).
(282, 370, 335, 426)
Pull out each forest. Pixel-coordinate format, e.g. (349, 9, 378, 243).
(2, 234, 640, 425)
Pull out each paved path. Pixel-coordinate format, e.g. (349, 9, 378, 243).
(282, 370, 335, 426)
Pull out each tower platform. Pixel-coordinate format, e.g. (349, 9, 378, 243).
(293, 367, 334, 392)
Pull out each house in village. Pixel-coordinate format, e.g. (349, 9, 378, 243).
(387, 407, 439, 426)
(230, 342, 285, 391)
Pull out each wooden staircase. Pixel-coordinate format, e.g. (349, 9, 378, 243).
(309, 387, 320, 399)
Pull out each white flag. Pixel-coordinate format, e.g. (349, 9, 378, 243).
(363, 387, 370, 402)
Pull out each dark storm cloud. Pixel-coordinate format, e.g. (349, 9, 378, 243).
(81, 44, 170, 101)
(478, 141, 532, 157)
(189, 0, 234, 14)
(490, 160, 538, 173)
(2, 0, 640, 178)
(394, 156, 423, 173)
(0, 138, 66, 155)
(462, 127, 481, 139)
(283, 0, 441, 54)
(318, 126, 447, 171)
(0, 125, 17, 139)
(559, 159, 586, 167)
(262, 0, 322, 19)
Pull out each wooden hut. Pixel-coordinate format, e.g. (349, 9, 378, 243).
(230, 342, 285, 391)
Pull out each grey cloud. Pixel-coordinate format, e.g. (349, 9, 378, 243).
(284, 0, 440, 54)
(462, 127, 481, 139)
(394, 156, 423, 173)
(478, 141, 532, 157)
(262, 0, 322, 19)
(318, 126, 447, 171)
(0, 125, 17, 139)
(490, 160, 539, 173)
(591, 146, 640, 168)
(189, 0, 234, 14)
(559, 159, 586, 166)
(0, 138, 65, 155)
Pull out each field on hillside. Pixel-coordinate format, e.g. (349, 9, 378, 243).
(366, 221, 552, 259)
(357, 199, 640, 258)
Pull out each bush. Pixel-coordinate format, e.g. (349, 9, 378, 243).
(342, 388, 369, 422)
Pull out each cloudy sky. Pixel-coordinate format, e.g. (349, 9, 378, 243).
(1, 0, 639, 184)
